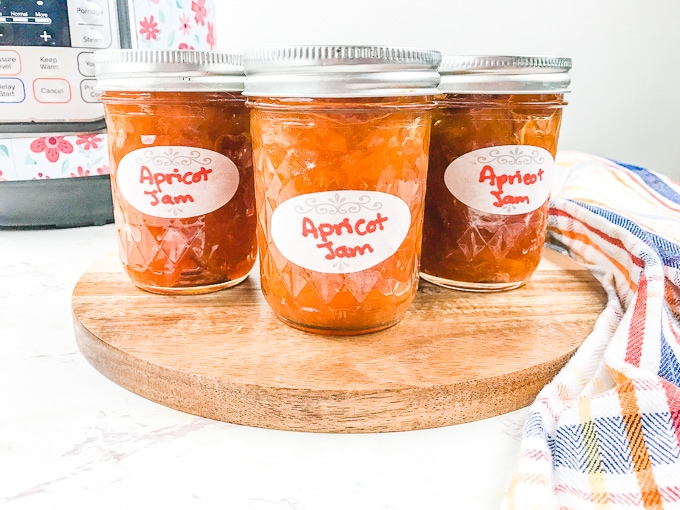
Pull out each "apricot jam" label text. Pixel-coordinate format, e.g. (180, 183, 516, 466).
(271, 191, 411, 274)
(117, 146, 239, 218)
(444, 145, 554, 215)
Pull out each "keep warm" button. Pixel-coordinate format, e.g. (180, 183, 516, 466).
(33, 78, 71, 103)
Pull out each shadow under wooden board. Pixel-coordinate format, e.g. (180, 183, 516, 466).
(72, 248, 607, 433)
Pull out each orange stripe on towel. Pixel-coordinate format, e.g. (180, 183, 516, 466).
(548, 227, 637, 294)
(617, 380, 663, 508)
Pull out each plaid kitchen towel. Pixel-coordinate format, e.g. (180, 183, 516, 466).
(503, 151, 680, 509)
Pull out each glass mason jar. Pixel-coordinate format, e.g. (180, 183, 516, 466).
(94, 50, 258, 294)
(243, 46, 441, 335)
(420, 56, 571, 292)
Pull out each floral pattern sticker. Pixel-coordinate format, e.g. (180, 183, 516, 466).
(0, 0, 216, 182)
(29, 136, 74, 163)
(0, 134, 110, 181)
(134, 0, 216, 51)
(139, 15, 160, 41)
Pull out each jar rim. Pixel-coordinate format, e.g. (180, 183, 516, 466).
(94, 49, 245, 92)
(242, 45, 442, 98)
(438, 55, 572, 94)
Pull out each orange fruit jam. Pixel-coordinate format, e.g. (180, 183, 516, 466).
(102, 91, 258, 294)
(249, 97, 432, 334)
(420, 93, 565, 290)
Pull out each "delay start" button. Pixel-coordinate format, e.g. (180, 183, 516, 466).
(0, 78, 25, 103)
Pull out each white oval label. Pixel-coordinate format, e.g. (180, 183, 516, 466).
(444, 145, 554, 215)
(116, 146, 239, 218)
(271, 190, 411, 274)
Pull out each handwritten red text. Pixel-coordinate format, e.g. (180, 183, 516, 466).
(478, 165, 544, 208)
(138, 165, 213, 207)
(301, 213, 389, 260)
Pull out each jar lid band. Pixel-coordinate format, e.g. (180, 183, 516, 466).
(438, 55, 572, 94)
(242, 45, 442, 98)
(93, 50, 245, 92)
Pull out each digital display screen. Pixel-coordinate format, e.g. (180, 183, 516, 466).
(0, 0, 72, 47)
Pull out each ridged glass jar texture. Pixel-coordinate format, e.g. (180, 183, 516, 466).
(96, 50, 257, 295)
(420, 56, 570, 292)
(244, 46, 441, 335)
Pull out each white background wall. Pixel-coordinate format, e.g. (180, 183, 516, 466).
(215, 0, 680, 180)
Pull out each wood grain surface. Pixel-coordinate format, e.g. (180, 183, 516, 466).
(72, 249, 607, 433)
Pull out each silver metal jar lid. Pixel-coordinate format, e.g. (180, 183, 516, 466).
(242, 45, 442, 98)
(438, 55, 572, 94)
(94, 49, 244, 92)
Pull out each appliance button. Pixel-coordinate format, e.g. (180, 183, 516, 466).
(35, 53, 64, 75)
(76, 1, 106, 25)
(0, 78, 26, 103)
(78, 28, 108, 48)
(38, 30, 56, 46)
(80, 79, 100, 103)
(0, 50, 22, 76)
(33, 78, 71, 103)
(77, 52, 95, 76)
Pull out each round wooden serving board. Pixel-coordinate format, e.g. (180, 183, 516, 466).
(72, 249, 607, 433)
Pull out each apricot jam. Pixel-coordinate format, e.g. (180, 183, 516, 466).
(244, 46, 441, 335)
(95, 51, 257, 294)
(420, 56, 570, 291)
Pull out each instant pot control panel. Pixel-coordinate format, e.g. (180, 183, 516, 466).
(0, 0, 124, 133)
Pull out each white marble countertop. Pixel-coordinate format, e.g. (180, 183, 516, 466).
(1, 225, 525, 510)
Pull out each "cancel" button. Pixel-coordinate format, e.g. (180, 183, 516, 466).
(33, 78, 71, 103)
